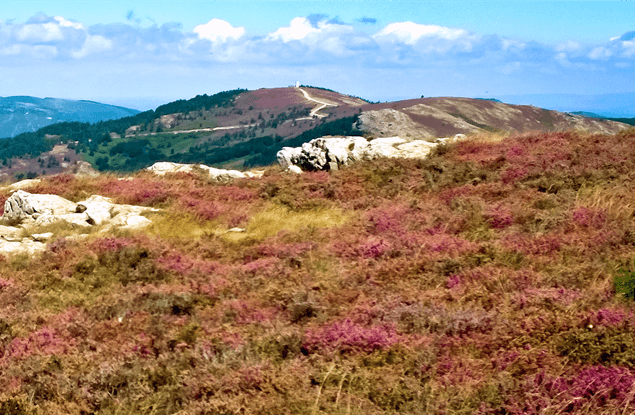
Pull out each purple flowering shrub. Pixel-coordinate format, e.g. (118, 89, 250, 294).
(1, 129, 635, 413)
(303, 320, 399, 355)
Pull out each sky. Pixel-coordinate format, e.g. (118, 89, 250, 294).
(1, 1, 635, 112)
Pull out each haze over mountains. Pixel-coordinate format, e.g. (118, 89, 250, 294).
(0, 96, 139, 138)
(493, 92, 635, 118)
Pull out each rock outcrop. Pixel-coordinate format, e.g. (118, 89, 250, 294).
(146, 162, 263, 180)
(3, 190, 78, 226)
(277, 135, 466, 172)
(0, 191, 160, 256)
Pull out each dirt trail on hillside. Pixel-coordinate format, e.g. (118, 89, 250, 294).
(296, 87, 338, 119)
(127, 88, 338, 138)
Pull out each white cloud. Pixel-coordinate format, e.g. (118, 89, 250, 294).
(374, 22, 469, 44)
(372, 21, 477, 54)
(264, 17, 361, 58)
(556, 41, 580, 53)
(622, 40, 635, 57)
(555, 52, 572, 67)
(16, 22, 64, 43)
(193, 19, 245, 43)
(2, 12, 635, 103)
(267, 17, 316, 42)
(54, 16, 84, 30)
(501, 38, 526, 53)
(32, 45, 58, 59)
(71, 34, 112, 58)
(588, 46, 612, 60)
(0, 44, 22, 56)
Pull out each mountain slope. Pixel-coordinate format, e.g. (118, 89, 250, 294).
(359, 97, 627, 139)
(0, 96, 139, 138)
(0, 87, 630, 180)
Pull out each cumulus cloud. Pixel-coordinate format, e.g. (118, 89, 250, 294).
(374, 22, 469, 44)
(556, 41, 580, 53)
(1, 12, 634, 95)
(373, 21, 478, 54)
(71, 34, 112, 58)
(266, 17, 317, 42)
(622, 41, 635, 58)
(16, 21, 65, 43)
(588, 46, 612, 60)
(263, 16, 369, 59)
(193, 19, 245, 43)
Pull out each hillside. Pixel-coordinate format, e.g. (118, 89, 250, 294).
(0, 87, 629, 181)
(359, 97, 627, 139)
(1, 128, 635, 413)
(0, 96, 139, 139)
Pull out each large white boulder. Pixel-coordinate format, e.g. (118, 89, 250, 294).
(197, 165, 246, 181)
(77, 195, 115, 226)
(277, 146, 303, 169)
(2, 179, 42, 192)
(0, 191, 162, 256)
(33, 213, 92, 229)
(146, 162, 247, 181)
(393, 140, 437, 159)
(3, 190, 77, 225)
(0, 239, 46, 256)
(0, 225, 22, 240)
(146, 162, 195, 175)
(276, 134, 467, 172)
(276, 136, 370, 172)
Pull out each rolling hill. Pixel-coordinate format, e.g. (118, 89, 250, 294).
(0, 87, 629, 181)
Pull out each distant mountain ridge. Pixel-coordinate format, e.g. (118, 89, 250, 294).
(0, 86, 631, 181)
(0, 96, 139, 138)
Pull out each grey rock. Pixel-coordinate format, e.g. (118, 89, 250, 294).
(77, 195, 115, 226)
(0, 239, 46, 256)
(146, 162, 247, 181)
(276, 134, 469, 172)
(3, 190, 77, 225)
(2, 179, 42, 192)
(0, 225, 22, 239)
(32, 233, 54, 242)
(33, 213, 91, 228)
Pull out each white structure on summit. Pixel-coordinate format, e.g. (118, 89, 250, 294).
(295, 81, 300, 88)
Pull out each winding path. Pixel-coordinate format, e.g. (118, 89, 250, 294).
(296, 87, 338, 119)
(126, 87, 338, 138)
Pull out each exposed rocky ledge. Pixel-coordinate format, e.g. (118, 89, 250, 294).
(146, 162, 264, 180)
(0, 190, 160, 256)
(276, 135, 466, 172)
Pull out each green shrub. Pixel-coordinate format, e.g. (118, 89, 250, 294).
(557, 328, 635, 367)
(0, 397, 31, 415)
(98, 247, 166, 285)
(614, 268, 635, 300)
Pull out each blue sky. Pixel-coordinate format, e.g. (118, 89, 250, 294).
(2, 1, 634, 111)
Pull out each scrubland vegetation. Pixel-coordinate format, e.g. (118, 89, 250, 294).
(2, 128, 635, 414)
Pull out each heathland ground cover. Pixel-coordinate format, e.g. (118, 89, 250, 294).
(2, 128, 635, 414)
